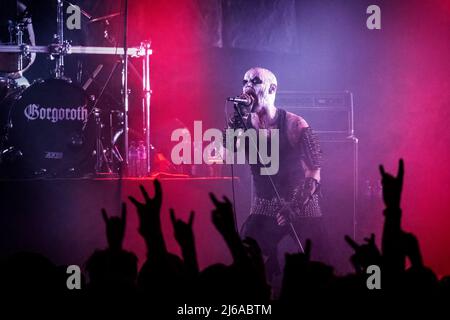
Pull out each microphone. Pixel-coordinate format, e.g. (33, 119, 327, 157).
(227, 94, 254, 106)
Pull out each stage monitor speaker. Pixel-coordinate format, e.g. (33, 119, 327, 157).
(276, 91, 355, 139)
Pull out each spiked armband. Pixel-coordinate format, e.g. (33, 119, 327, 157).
(290, 177, 322, 218)
(299, 127, 322, 170)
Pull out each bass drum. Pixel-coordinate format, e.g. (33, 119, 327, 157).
(1, 79, 95, 178)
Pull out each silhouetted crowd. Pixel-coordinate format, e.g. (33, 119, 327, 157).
(1, 159, 449, 314)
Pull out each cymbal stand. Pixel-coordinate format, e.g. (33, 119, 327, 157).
(94, 108, 112, 173)
(52, 0, 69, 79)
(141, 41, 152, 175)
(109, 110, 124, 165)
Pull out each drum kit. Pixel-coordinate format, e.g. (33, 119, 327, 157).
(0, 0, 152, 178)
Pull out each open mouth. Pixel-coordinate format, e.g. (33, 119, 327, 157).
(244, 87, 256, 96)
(244, 88, 258, 103)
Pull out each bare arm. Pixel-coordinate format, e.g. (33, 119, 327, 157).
(286, 112, 321, 183)
(276, 112, 322, 225)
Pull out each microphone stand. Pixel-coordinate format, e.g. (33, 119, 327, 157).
(232, 102, 305, 253)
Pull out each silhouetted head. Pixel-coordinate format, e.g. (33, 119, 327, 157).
(1, 252, 58, 295)
(137, 253, 188, 301)
(85, 249, 138, 295)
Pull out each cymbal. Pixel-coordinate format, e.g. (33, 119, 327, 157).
(88, 12, 121, 24)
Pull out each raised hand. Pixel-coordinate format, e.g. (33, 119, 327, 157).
(128, 179, 163, 239)
(209, 193, 236, 237)
(402, 232, 423, 268)
(345, 234, 381, 273)
(102, 203, 126, 251)
(170, 209, 198, 275)
(379, 159, 404, 209)
(210, 192, 247, 263)
(170, 209, 195, 249)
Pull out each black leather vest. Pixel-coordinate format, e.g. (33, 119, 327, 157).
(248, 108, 304, 201)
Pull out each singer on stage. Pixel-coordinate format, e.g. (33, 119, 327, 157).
(224, 67, 323, 279)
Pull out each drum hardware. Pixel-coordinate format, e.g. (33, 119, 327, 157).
(76, 60, 83, 85)
(0, 44, 146, 56)
(122, 0, 130, 174)
(0, 1, 153, 178)
(33, 168, 48, 177)
(90, 107, 124, 175)
(7, 20, 14, 44)
(0, 76, 18, 102)
(82, 64, 103, 90)
(93, 107, 111, 174)
(54, 0, 65, 79)
(110, 110, 125, 164)
(89, 12, 121, 24)
(87, 11, 121, 46)
(0, 16, 33, 73)
(107, 110, 125, 172)
(13, 20, 30, 71)
(63, 0, 93, 21)
(141, 41, 152, 176)
(48, 41, 72, 57)
(85, 61, 123, 175)
(48, 40, 72, 80)
(103, 20, 117, 46)
(0, 146, 22, 166)
(0, 78, 96, 178)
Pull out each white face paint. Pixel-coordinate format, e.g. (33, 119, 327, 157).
(242, 67, 277, 112)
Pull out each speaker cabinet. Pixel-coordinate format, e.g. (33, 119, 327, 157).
(319, 136, 358, 273)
